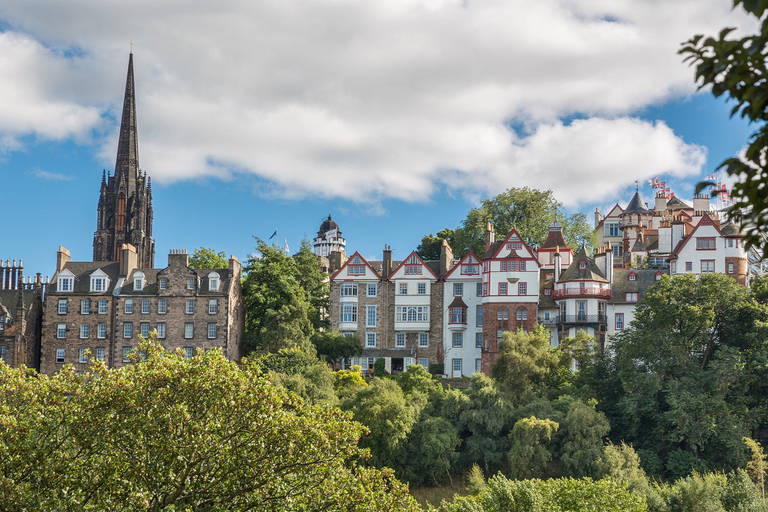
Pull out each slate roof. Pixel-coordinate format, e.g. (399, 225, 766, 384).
(559, 246, 608, 283)
(623, 191, 651, 215)
(448, 296, 468, 309)
(538, 269, 557, 309)
(50, 262, 121, 294)
(540, 221, 568, 250)
(482, 240, 504, 259)
(721, 223, 743, 236)
(666, 196, 691, 210)
(0, 289, 36, 322)
(631, 235, 648, 252)
(609, 268, 666, 304)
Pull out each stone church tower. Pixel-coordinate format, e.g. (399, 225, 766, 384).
(93, 52, 154, 268)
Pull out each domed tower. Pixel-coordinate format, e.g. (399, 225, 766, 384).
(312, 215, 346, 257)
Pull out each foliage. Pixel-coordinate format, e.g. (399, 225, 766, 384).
(400, 364, 447, 416)
(442, 374, 514, 474)
(402, 417, 461, 486)
(313, 330, 363, 367)
(254, 349, 337, 405)
(598, 442, 664, 510)
(680, 1, 768, 258)
(188, 246, 228, 269)
(508, 416, 559, 480)
(660, 470, 768, 512)
(607, 273, 768, 479)
(441, 473, 646, 512)
(334, 365, 368, 397)
(491, 324, 561, 397)
(447, 187, 597, 258)
(374, 357, 388, 375)
(258, 296, 315, 353)
(429, 363, 445, 376)
(466, 464, 488, 495)
(0, 335, 419, 511)
(416, 228, 457, 260)
(342, 379, 418, 469)
(242, 238, 329, 355)
(745, 437, 767, 500)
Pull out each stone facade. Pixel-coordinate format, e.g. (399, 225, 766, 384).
(41, 246, 243, 376)
(0, 261, 43, 369)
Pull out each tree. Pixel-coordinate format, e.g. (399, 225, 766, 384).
(188, 246, 228, 269)
(681, 1, 768, 258)
(416, 228, 456, 260)
(401, 417, 460, 486)
(342, 379, 418, 469)
(609, 273, 768, 479)
(258, 296, 315, 354)
(0, 335, 419, 511)
(508, 416, 559, 480)
(292, 238, 330, 330)
(255, 349, 337, 405)
(242, 239, 311, 354)
(312, 330, 363, 368)
(491, 324, 561, 397)
(744, 437, 767, 500)
(448, 187, 596, 258)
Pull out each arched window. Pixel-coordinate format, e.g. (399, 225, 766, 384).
(516, 308, 528, 321)
(133, 271, 145, 291)
(629, 272, 636, 281)
(117, 193, 126, 231)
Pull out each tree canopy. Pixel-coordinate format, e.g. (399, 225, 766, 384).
(188, 246, 228, 269)
(0, 336, 418, 511)
(681, 0, 768, 257)
(419, 188, 596, 260)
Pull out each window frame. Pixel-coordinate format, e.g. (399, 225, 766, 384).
(124, 322, 133, 339)
(58, 299, 67, 314)
(184, 322, 194, 339)
(366, 305, 377, 327)
(56, 348, 65, 364)
(452, 332, 463, 348)
(124, 299, 133, 314)
(208, 323, 217, 339)
(366, 332, 377, 348)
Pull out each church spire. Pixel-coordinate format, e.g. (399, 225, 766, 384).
(114, 52, 139, 194)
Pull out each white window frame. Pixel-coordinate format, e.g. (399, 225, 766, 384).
(124, 322, 133, 338)
(418, 358, 429, 369)
(209, 299, 218, 314)
(96, 347, 105, 361)
(395, 306, 430, 322)
(396, 333, 406, 347)
(56, 348, 65, 364)
(399, 283, 408, 295)
(366, 305, 377, 327)
(159, 278, 167, 290)
(98, 299, 108, 314)
(56, 323, 66, 339)
(453, 359, 462, 373)
(80, 299, 90, 315)
(340, 283, 358, 297)
(79, 324, 89, 339)
(124, 299, 133, 314)
(187, 278, 195, 290)
(140, 323, 150, 339)
(208, 323, 217, 339)
(419, 333, 429, 347)
(341, 303, 357, 323)
(157, 322, 166, 339)
(133, 272, 144, 291)
(123, 347, 132, 363)
(184, 347, 194, 359)
(476, 333, 483, 348)
(366, 332, 377, 348)
(367, 283, 377, 297)
(453, 332, 463, 348)
(90, 276, 107, 292)
(57, 276, 74, 292)
(454, 283, 463, 296)
(184, 322, 194, 339)
(58, 299, 67, 314)
(140, 299, 149, 314)
(158, 299, 167, 314)
(417, 283, 427, 295)
(79, 348, 88, 363)
(186, 299, 195, 314)
(97, 323, 107, 339)
(208, 272, 220, 292)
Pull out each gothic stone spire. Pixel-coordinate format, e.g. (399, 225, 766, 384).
(114, 52, 139, 196)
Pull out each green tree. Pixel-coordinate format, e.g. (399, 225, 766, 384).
(745, 437, 767, 500)
(258, 296, 315, 354)
(681, 1, 768, 257)
(508, 416, 559, 480)
(597, 442, 663, 509)
(449, 187, 596, 258)
(342, 379, 418, 468)
(255, 349, 337, 405)
(188, 246, 228, 269)
(0, 336, 419, 511)
(312, 330, 363, 368)
(293, 238, 330, 330)
(609, 274, 768, 479)
(402, 417, 461, 486)
(242, 239, 310, 354)
(416, 228, 456, 260)
(491, 324, 561, 397)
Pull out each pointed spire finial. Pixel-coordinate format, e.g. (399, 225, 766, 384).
(130, 40, 133, 54)
(114, 52, 139, 194)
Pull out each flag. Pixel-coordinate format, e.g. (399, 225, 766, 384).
(284, 238, 290, 253)
(325, 228, 338, 240)
(645, 176, 660, 186)
(268, 230, 277, 240)
(704, 173, 717, 181)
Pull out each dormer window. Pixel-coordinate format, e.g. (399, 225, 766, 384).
(208, 272, 220, 292)
(655, 271, 662, 281)
(57, 270, 75, 293)
(629, 272, 636, 281)
(579, 261, 586, 269)
(90, 269, 109, 292)
(134, 271, 145, 291)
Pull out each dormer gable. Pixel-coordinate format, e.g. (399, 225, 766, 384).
(133, 271, 145, 291)
(491, 228, 539, 264)
(444, 252, 482, 279)
(208, 271, 220, 291)
(90, 268, 110, 292)
(56, 269, 75, 292)
(389, 251, 439, 280)
(331, 251, 380, 281)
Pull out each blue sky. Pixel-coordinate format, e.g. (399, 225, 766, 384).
(0, 0, 757, 277)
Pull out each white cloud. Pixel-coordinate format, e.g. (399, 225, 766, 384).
(28, 167, 73, 181)
(0, 0, 753, 205)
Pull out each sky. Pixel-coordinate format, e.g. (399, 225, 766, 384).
(0, 0, 759, 278)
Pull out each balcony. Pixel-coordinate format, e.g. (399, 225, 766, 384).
(557, 314, 608, 325)
(552, 288, 612, 299)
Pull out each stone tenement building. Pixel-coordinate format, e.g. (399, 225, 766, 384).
(0, 260, 43, 368)
(329, 192, 749, 377)
(40, 246, 244, 375)
(93, 52, 154, 268)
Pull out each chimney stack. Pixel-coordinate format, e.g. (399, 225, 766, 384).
(119, 244, 138, 277)
(484, 222, 496, 254)
(168, 249, 190, 269)
(440, 240, 454, 278)
(56, 246, 71, 273)
(382, 245, 393, 280)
